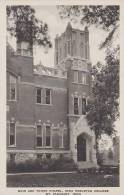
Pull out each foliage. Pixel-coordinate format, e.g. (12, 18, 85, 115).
(86, 47, 119, 141)
(7, 156, 77, 173)
(7, 6, 52, 48)
(58, 5, 119, 49)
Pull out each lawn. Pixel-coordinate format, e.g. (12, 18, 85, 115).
(7, 172, 119, 187)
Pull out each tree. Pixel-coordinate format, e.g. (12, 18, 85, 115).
(58, 6, 120, 156)
(86, 47, 119, 154)
(58, 5, 119, 49)
(7, 6, 52, 49)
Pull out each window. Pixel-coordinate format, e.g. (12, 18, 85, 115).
(82, 72, 87, 84)
(45, 89, 51, 104)
(74, 97, 79, 115)
(36, 125, 43, 147)
(59, 129, 63, 148)
(72, 40, 76, 56)
(67, 40, 71, 55)
(9, 122, 16, 146)
(64, 43, 67, 57)
(56, 51, 58, 64)
(46, 125, 51, 147)
(36, 88, 42, 104)
(10, 75, 17, 100)
(80, 42, 84, 58)
(82, 98, 86, 115)
(73, 71, 78, 83)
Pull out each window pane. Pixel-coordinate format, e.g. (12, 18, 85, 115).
(37, 137, 42, 147)
(73, 71, 78, 83)
(10, 135, 15, 145)
(82, 98, 86, 115)
(10, 123, 15, 135)
(46, 126, 51, 146)
(46, 137, 50, 146)
(46, 89, 51, 104)
(37, 125, 42, 136)
(37, 88, 41, 103)
(10, 86, 16, 100)
(74, 97, 78, 115)
(82, 73, 86, 84)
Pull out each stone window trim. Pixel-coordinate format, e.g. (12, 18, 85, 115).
(8, 121, 16, 147)
(9, 74, 17, 101)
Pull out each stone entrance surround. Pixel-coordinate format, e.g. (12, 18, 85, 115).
(70, 115, 98, 169)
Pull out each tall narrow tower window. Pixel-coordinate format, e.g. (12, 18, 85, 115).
(73, 71, 78, 83)
(82, 73, 87, 84)
(80, 42, 85, 58)
(67, 40, 71, 55)
(82, 98, 86, 115)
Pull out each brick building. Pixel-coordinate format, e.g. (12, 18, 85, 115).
(7, 23, 97, 169)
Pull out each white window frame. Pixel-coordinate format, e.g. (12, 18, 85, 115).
(9, 75, 17, 101)
(36, 124, 43, 147)
(9, 121, 16, 147)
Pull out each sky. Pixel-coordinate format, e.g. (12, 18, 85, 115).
(8, 5, 107, 67)
(33, 6, 107, 67)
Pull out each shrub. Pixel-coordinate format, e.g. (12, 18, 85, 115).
(7, 156, 77, 173)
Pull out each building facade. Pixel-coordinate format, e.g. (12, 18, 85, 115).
(7, 23, 97, 168)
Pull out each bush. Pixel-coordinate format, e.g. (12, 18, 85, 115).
(7, 156, 77, 173)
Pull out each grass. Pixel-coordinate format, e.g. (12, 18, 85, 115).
(7, 172, 119, 187)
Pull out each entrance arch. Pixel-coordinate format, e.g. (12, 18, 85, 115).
(77, 135, 86, 161)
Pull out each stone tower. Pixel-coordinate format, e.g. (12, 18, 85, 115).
(54, 22, 97, 168)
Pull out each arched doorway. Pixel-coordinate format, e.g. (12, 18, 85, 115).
(77, 135, 86, 161)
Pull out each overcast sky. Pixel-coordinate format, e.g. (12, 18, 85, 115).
(33, 6, 107, 67)
(8, 5, 107, 67)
